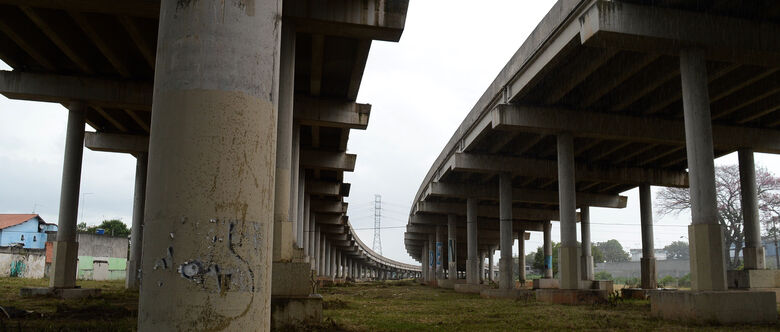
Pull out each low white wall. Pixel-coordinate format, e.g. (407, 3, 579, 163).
(0, 251, 46, 278)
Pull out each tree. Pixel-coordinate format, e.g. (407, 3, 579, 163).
(656, 164, 780, 269)
(591, 245, 605, 265)
(83, 219, 131, 237)
(532, 242, 560, 276)
(594, 239, 630, 262)
(664, 241, 689, 260)
(77, 222, 88, 232)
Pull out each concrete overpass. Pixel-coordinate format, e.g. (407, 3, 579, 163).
(0, 0, 418, 329)
(405, 0, 780, 323)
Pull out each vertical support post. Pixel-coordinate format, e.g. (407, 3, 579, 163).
(448, 214, 457, 283)
(543, 221, 553, 278)
(740, 149, 765, 270)
(499, 172, 514, 289)
(479, 251, 486, 284)
(640, 184, 657, 289)
(50, 102, 86, 289)
(138, 0, 281, 328)
(126, 153, 147, 290)
(518, 232, 526, 286)
(435, 225, 443, 281)
(273, 19, 296, 261)
(421, 241, 429, 283)
(428, 233, 436, 285)
(580, 206, 593, 281)
(296, 166, 305, 249)
(466, 198, 479, 285)
(557, 132, 579, 289)
(336, 250, 342, 278)
(680, 48, 727, 291)
(303, 193, 310, 257)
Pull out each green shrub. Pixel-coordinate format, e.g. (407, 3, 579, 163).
(594, 271, 613, 280)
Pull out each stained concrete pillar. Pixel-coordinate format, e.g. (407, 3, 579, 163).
(296, 167, 305, 249)
(138, 1, 281, 328)
(336, 250, 342, 278)
(303, 193, 310, 257)
(49, 102, 86, 289)
(273, 19, 296, 261)
(126, 153, 147, 290)
(580, 206, 594, 281)
(488, 249, 494, 282)
(330, 246, 337, 279)
(479, 251, 486, 284)
(428, 233, 436, 284)
(466, 197, 479, 285)
(421, 241, 429, 283)
(435, 225, 444, 280)
(680, 48, 727, 291)
(315, 226, 322, 275)
(518, 232, 526, 286)
(640, 184, 657, 289)
(308, 210, 316, 262)
(739, 149, 765, 270)
(543, 221, 553, 279)
(325, 242, 331, 277)
(499, 172, 514, 289)
(557, 132, 579, 289)
(448, 214, 457, 283)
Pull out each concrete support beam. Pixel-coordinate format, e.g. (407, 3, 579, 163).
(739, 149, 765, 270)
(126, 153, 147, 290)
(294, 95, 370, 129)
(680, 48, 727, 291)
(447, 214, 457, 283)
(305, 181, 341, 197)
(49, 102, 86, 289)
(84, 132, 149, 154)
(518, 232, 526, 285)
(137, 1, 280, 329)
(580, 206, 593, 281)
(310, 200, 347, 214)
(557, 132, 579, 290)
(492, 103, 780, 154)
(425, 182, 627, 208)
(300, 150, 356, 171)
(499, 173, 513, 290)
(466, 198, 479, 285)
(640, 184, 657, 289)
(0, 70, 152, 111)
(415, 201, 564, 222)
(543, 221, 553, 279)
(283, 0, 408, 42)
(441, 152, 688, 188)
(435, 226, 444, 280)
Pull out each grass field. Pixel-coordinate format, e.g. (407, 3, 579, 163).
(1, 278, 778, 331)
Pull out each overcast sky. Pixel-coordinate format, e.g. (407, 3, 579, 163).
(1, 1, 778, 265)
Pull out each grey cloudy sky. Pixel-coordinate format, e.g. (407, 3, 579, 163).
(1, 1, 778, 265)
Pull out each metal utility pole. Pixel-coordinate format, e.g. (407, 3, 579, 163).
(373, 195, 382, 255)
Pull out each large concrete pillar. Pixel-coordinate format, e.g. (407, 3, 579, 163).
(330, 245, 336, 278)
(421, 241, 429, 282)
(325, 241, 331, 277)
(126, 153, 147, 290)
(303, 192, 310, 256)
(488, 249, 494, 282)
(273, 19, 296, 261)
(680, 48, 727, 291)
(296, 167, 304, 249)
(435, 225, 444, 280)
(336, 250, 342, 278)
(49, 102, 86, 289)
(293, 128, 303, 249)
(138, 1, 281, 329)
(499, 172, 514, 289)
(739, 149, 765, 270)
(543, 221, 553, 279)
(315, 225, 321, 274)
(640, 184, 657, 289)
(580, 206, 593, 281)
(557, 132, 579, 289)
(308, 210, 316, 262)
(518, 232, 526, 286)
(479, 251, 486, 284)
(466, 197, 479, 285)
(428, 233, 436, 284)
(447, 214, 457, 283)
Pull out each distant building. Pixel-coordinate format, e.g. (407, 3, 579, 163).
(0, 214, 58, 249)
(629, 249, 668, 262)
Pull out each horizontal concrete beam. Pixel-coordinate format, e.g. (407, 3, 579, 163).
(294, 95, 371, 129)
(492, 104, 780, 154)
(0, 70, 152, 111)
(408, 214, 550, 230)
(300, 150, 356, 171)
(414, 201, 563, 221)
(283, 0, 408, 42)
(311, 199, 347, 214)
(84, 132, 148, 154)
(0, 0, 160, 18)
(440, 152, 688, 188)
(306, 181, 341, 196)
(579, 1, 780, 67)
(424, 182, 627, 208)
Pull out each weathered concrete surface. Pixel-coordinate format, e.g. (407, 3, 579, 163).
(532, 278, 559, 289)
(535, 289, 607, 305)
(727, 269, 780, 289)
(480, 288, 535, 301)
(272, 262, 316, 297)
(270, 294, 323, 330)
(0, 250, 45, 278)
(650, 290, 777, 324)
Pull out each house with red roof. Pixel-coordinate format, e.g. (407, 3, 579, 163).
(0, 214, 58, 249)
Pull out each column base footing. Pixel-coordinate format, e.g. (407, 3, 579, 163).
(650, 290, 776, 324)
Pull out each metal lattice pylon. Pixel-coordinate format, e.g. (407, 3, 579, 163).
(373, 194, 382, 255)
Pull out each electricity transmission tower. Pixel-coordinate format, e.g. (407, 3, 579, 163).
(373, 194, 382, 254)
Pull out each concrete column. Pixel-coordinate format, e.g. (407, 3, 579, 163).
(543, 221, 553, 278)
(428, 234, 435, 284)
(435, 225, 444, 281)
(296, 166, 305, 249)
(49, 102, 86, 289)
(466, 197, 479, 285)
(739, 149, 765, 270)
(422, 241, 429, 282)
(138, 1, 280, 328)
(303, 193, 310, 257)
(308, 210, 316, 260)
(315, 226, 322, 275)
(680, 48, 727, 291)
(499, 172, 514, 289)
(640, 184, 657, 289)
(518, 232, 526, 286)
(273, 19, 296, 261)
(580, 206, 593, 281)
(479, 251, 486, 284)
(336, 250, 342, 278)
(557, 132, 579, 289)
(325, 242, 331, 277)
(330, 245, 336, 278)
(447, 214, 457, 283)
(488, 249, 494, 282)
(126, 153, 147, 290)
